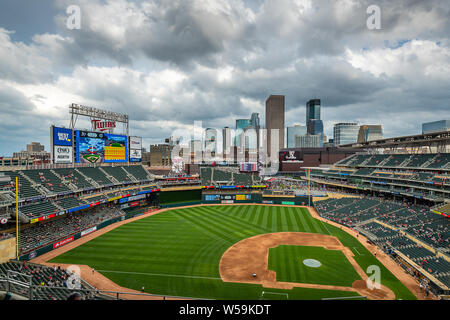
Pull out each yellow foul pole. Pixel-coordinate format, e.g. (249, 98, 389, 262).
(16, 177, 19, 258)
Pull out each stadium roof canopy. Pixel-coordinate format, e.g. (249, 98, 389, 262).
(339, 130, 450, 151)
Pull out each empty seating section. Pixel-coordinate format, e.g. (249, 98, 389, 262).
(352, 168, 374, 176)
(364, 155, 386, 166)
(398, 246, 435, 260)
(53, 168, 93, 190)
(54, 197, 87, 210)
(101, 166, 132, 183)
(426, 153, 450, 169)
(338, 153, 450, 169)
(3, 171, 41, 199)
(20, 201, 59, 219)
(77, 167, 113, 186)
(213, 169, 232, 182)
(122, 165, 150, 181)
(346, 154, 371, 167)
(200, 167, 212, 185)
(22, 170, 71, 194)
(382, 154, 411, 168)
(403, 154, 436, 168)
(233, 172, 253, 185)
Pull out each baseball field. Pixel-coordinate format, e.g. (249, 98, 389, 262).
(48, 205, 417, 300)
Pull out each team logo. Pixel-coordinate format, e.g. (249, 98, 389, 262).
(92, 119, 116, 132)
(57, 132, 71, 142)
(286, 151, 296, 160)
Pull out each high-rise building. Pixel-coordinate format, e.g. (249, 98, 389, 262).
(149, 144, 173, 166)
(235, 119, 252, 149)
(357, 125, 383, 143)
(333, 123, 359, 146)
(307, 119, 324, 147)
(26, 142, 45, 153)
(222, 127, 232, 158)
(306, 99, 321, 124)
(287, 125, 307, 148)
(265, 95, 285, 156)
(250, 112, 261, 152)
(422, 120, 450, 134)
(204, 128, 217, 154)
(295, 134, 321, 148)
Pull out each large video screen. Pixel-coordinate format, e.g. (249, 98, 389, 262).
(76, 130, 128, 163)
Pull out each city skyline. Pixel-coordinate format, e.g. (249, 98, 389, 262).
(1, 1, 450, 156)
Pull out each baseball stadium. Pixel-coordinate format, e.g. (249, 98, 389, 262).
(0, 107, 448, 301)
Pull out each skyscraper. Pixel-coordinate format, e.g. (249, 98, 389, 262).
(204, 128, 217, 154)
(333, 123, 359, 146)
(287, 125, 307, 148)
(306, 99, 321, 124)
(235, 119, 252, 149)
(357, 125, 383, 143)
(222, 127, 232, 161)
(265, 95, 285, 156)
(295, 134, 321, 148)
(250, 113, 260, 129)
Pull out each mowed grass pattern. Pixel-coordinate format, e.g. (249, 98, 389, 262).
(50, 205, 416, 300)
(268, 245, 361, 287)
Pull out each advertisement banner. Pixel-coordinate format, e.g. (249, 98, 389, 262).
(81, 226, 97, 237)
(53, 236, 74, 249)
(221, 200, 234, 204)
(205, 194, 220, 201)
(129, 136, 142, 149)
(53, 127, 73, 146)
(130, 149, 142, 162)
(54, 146, 73, 163)
(236, 194, 245, 201)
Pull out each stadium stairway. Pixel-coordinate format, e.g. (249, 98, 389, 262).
(74, 168, 101, 188)
(121, 167, 139, 183)
(17, 171, 49, 197)
(98, 167, 120, 185)
(50, 169, 78, 192)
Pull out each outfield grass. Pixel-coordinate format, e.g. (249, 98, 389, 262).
(50, 205, 416, 300)
(268, 245, 362, 287)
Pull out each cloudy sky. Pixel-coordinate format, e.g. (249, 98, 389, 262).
(0, 0, 450, 156)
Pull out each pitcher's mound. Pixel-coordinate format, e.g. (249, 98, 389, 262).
(303, 259, 322, 268)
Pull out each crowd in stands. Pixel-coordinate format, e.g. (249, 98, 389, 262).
(19, 206, 125, 254)
(0, 261, 102, 300)
(314, 195, 449, 289)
